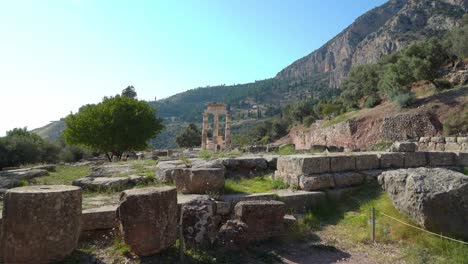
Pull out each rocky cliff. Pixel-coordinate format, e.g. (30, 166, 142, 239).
(276, 0, 468, 87)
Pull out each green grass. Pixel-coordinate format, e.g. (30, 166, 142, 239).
(463, 167, 468, 175)
(198, 150, 242, 160)
(322, 112, 357, 128)
(305, 185, 468, 264)
(276, 145, 296, 155)
(223, 175, 288, 194)
(370, 140, 393, 151)
(33, 165, 90, 185)
(131, 160, 157, 180)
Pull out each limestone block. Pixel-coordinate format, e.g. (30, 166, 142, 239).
(276, 190, 326, 213)
(457, 137, 468, 143)
(182, 199, 217, 248)
(0, 185, 82, 263)
(390, 142, 417, 152)
(330, 155, 356, 172)
(81, 205, 118, 231)
(333, 172, 365, 188)
(419, 137, 431, 143)
(456, 152, 468, 167)
(117, 187, 177, 256)
(215, 220, 249, 251)
(445, 142, 461, 152)
(299, 174, 335, 191)
(379, 153, 405, 169)
(430, 137, 445, 143)
(175, 168, 225, 194)
(427, 152, 456, 167)
(355, 154, 380, 170)
(302, 155, 331, 174)
(361, 170, 385, 182)
(434, 143, 445, 152)
(235, 200, 286, 241)
(445, 137, 457, 143)
(403, 152, 427, 168)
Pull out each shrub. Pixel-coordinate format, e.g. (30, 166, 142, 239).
(364, 96, 381, 108)
(434, 79, 452, 91)
(391, 92, 415, 108)
(303, 116, 316, 128)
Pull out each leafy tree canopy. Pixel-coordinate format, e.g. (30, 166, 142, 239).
(175, 124, 202, 148)
(122, 85, 137, 99)
(63, 95, 163, 161)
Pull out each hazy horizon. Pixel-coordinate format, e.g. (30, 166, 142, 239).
(0, 0, 387, 136)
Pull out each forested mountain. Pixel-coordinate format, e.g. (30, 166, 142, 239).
(32, 0, 468, 148)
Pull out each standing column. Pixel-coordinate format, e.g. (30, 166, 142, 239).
(213, 113, 219, 141)
(201, 112, 208, 150)
(225, 113, 231, 149)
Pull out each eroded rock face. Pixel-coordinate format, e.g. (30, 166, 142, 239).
(0, 185, 82, 263)
(276, 0, 466, 87)
(117, 187, 177, 256)
(215, 220, 249, 251)
(378, 168, 468, 239)
(182, 199, 218, 248)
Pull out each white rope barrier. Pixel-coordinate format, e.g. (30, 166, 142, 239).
(376, 210, 468, 245)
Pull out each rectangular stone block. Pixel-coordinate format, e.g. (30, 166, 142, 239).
(273, 171, 300, 187)
(431, 137, 445, 143)
(219, 193, 277, 210)
(445, 142, 461, 152)
(355, 154, 380, 170)
(333, 172, 365, 188)
(403, 152, 427, 168)
(302, 155, 331, 174)
(276, 190, 326, 213)
(81, 205, 118, 231)
(379, 153, 405, 169)
(445, 137, 457, 143)
(299, 174, 335, 191)
(277, 155, 331, 175)
(235, 200, 286, 241)
(330, 155, 356, 172)
(456, 152, 468, 167)
(435, 143, 445, 152)
(457, 137, 468, 143)
(419, 137, 431, 143)
(427, 152, 456, 167)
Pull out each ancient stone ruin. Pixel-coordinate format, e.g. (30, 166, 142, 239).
(201, 103, 231, 151)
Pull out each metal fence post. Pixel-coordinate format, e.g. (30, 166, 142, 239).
(371, 207, 375, 242)
(179, 207, 185, 263)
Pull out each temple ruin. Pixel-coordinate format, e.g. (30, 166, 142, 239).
(201, 103, 231, 151)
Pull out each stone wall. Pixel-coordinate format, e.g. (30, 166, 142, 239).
(274, 152, 467, 191)
(417, 137, 468, 152)
(288, 112, 443, 151)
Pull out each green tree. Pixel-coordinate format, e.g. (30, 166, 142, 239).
(175, 124, 202, 148)
(63, 95, 163, 161)
(121, 85, 137, 99)
(445, 14, 468, 61)
(341, 64, 380, 109)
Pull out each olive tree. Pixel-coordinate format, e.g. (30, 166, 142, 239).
(63, 95, 164, 161)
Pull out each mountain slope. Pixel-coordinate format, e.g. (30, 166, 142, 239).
(276, 0, 468, 87)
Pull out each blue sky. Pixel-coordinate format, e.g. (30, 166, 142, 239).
(0, 0, 387, 135)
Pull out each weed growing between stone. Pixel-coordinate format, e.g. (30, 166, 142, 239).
(223, 175, 288, 194)
(304, 185, 468, 264)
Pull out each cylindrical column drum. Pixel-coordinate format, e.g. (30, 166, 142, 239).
(0, 185, 82, 263)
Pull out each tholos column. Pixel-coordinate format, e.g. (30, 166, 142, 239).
(213, 113, 219, 148)
(201, 112, 208, 150)
(225, 113, 231, 149)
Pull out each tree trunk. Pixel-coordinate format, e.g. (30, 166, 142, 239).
(105, 153, 112, 162)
